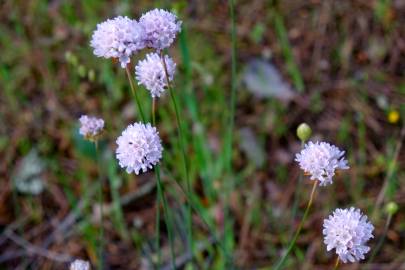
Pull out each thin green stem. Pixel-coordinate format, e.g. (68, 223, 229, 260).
(152, 98, 162, 268)
(290, 141, 305, 228)
(373, 126, 404, 218)
(166, 168, 234, 263)
(152, 97, 176, 269)
(155, 192, 161, 268)
(160, 52, 194, 258)
(95, 141, 104, 270)
(125, 66, 146, 122)
(156, 167, 176, 269)
(274, 180, 318, 270)
(367, 214, 392, 265)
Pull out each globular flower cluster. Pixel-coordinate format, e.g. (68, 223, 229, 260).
(135, 53, 176, 98)
(90, 9, 181, 69)
(116, 123, 163, 174)
(90, 16, 145, 68)
(70, 259, 90, 270)
(295, 141, 349, 186)
(79, 115, 104, 140)
(139, 9, 182, 51)
(323, 207, 374, 263)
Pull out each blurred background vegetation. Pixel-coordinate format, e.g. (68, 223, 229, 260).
(0, 0, 404, 269)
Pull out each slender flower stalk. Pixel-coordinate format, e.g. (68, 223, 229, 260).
(156, 166, 176, 269)
(151, 97, 176, 269)
(125, 66, 146, 122)
(291, 124, 312, 230)
(368, 202, 397, 265)
(160, 51, 194, 256)
(333, 257, 340, 270)
(152, 97, 161, 267)
(78, 115, 104, 270)
(94, 141, 104, 270)
(275, 180, 318, 269)
(290, 140, 305, 229)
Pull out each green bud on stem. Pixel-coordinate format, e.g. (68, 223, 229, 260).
(297, 123, 312, 142)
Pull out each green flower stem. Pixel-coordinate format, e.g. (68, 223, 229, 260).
(95, 141, 104, 270)
(274, 180, 318, 270)
(126, 68, 173, 267)
(367, 213, 393, 264)
(160, 52, 194, 258)
(156, 166, 176, 269)
(290, 141, 305, 228)
(125, 66, 146, 122)
(152, 97, 176, 269)
(152, 98, 162, 268)
(168, 170, 234, 263)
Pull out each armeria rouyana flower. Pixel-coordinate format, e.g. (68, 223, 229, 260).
(70, 259, 91, 270)
(90, 16, 145, 68)
(135, 53, 176, 98)
(323, 207, 374, 263)
(139, 9, 182, 50)
(116, 122, 163, 174)
(295, 141, 349, 186)
(79, 115, 104, 141)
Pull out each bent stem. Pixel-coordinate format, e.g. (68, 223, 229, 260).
(160, 52, 194, 257)
(125, 66, 146, 122)
(95, 141, 104, 270)
(333, 257, 339, 270)
(275, 180, 318, 270)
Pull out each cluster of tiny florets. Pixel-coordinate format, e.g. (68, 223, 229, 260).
(90, 10, 181, 68)
(135, 53, 176, 98)
(139, 9, 182, 50)
(295, 141, 349, 186)
(79, 115, 104, 140)
(323, 207, 374, 263)
(116, 123, 163, 174)
(90, 16, 145, 68)
(70, 259, 91, 270)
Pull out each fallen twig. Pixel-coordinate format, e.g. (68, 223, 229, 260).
(5, 229, 72, 263)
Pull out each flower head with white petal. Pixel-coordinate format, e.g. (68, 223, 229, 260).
(139, 9, 182, 50)
(295, 141, 349, 186)
(70, 259, 91, 270)
(323, 207, 374, 263)
(79, 115, 104, 141)
(135, 53, 176, 98)
(90, 16, 145, 68)
(116, 122, 163, 174)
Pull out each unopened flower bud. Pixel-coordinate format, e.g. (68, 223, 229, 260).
(385, 202, 398, 215)
(296, 123, 312, 142)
